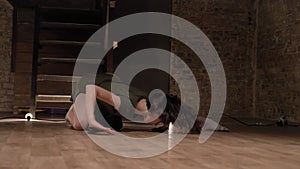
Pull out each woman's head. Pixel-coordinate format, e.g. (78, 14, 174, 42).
(150, 93, 202, 133)
(155, 94, 180, 124)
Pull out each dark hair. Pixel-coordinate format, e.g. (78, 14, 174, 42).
(151, 93, 202, 133)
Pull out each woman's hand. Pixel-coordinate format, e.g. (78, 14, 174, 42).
(144, 113, 161, 125)
(136, 99, 161, 125)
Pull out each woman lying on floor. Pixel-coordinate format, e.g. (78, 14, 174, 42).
(65, 73, 229, 134)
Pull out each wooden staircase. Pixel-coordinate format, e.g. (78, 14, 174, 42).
(12, 0, 110, 118)
(33, 5, 108, 117)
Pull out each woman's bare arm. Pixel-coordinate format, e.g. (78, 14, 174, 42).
(85, 84, 160, 127)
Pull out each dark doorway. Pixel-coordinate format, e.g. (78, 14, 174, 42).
(109, 0, 172, 94)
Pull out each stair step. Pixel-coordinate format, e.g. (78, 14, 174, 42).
(35, 94, 73, 109)
(39, 40, 101, 47)
(37, 81, 72, 95)
(39, 7, 102, 24)
(39, 57, 105, 65)
(40, 22, 101, 30)
(36, 95, 71, 103)
(36, 102, 72, 109)
(37, 74, 81, 82)
(36, 75, 79, 95)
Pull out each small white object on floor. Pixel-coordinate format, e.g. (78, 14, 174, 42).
(168, 122, 174, 134)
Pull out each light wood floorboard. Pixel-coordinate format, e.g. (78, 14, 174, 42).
(0, 121, 299, 169)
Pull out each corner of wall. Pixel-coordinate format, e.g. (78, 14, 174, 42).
(0, 0, 14, 113)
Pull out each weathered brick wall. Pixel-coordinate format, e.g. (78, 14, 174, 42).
(1, 0, 298, 121)
(171, 0, 256, 117)
(0, 0, 14, 112)
(256, 0, 300, 122)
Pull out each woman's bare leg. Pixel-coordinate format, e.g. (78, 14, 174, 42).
(65, 104, 88, 130)
(68, 84, 122, 134)
(84, 85, 115, 134)
(66, 93, 114, 134)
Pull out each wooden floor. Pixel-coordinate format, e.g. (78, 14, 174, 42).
(0, 119, 300, 169)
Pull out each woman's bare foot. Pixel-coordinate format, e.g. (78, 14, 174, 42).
(215, 125, 230, 132)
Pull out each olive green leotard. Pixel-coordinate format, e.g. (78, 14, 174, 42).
(77, 73, 149, 130)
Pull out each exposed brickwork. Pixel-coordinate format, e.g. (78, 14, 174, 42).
(256, 0, 300, 121)
(0, 0, 299, 122)
(0, 0, 14, 112)
(171, 0, 256, 117)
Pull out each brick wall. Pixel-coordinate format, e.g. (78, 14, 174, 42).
(0, 0, 14, 112)
(256, 0, 300, 122)
(1, 0, 299, 121)
(171, 0, 256, 117)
